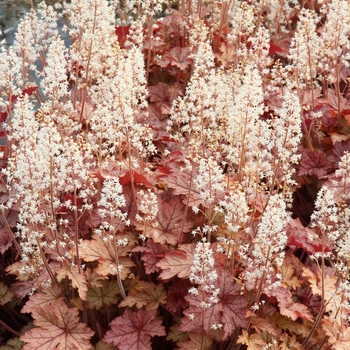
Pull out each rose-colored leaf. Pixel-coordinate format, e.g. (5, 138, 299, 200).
(135, 197, 193, 245)
(115, 25, 130, 48)
(80, 234, 135, 279)
(148, 83, 183, 115)
(180, 269, 248, 340)
(166, 279, 191, 313)
(56, 266, 88, 301)
(299, 149, 332, 178)
(157, 244, 195, 280)
(22, 86, 38, 96)
(302, 267, 340, 312)
(21, 285, 62, 314)
(0, 229, 12, 254)
(0, 209, 18, 254)
(271, 286, 313, 322)
(169, 47, 191, 70)
(103, 309, 166, 350)
(21, 299, 94, 350)
(323, 318, 350, 350)
(119, 281, 166, 310)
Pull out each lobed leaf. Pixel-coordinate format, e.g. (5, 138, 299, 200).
(119, 280, 166, 310)
(103, 309, 166, 350)
(21, 299, 94, 350)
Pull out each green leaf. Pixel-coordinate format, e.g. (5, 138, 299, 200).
(87, 280, 119, 310)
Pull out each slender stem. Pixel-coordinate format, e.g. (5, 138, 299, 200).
(0, 319, 20, 337)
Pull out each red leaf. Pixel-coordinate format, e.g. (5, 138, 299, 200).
(0, 111, 7, 123)
(11, 86, 38, 104)
(269, 42, 288, 56)
(22, 86, 38, 96)
(21, 299, 94, 350)
(287, 218, 327, 254)
(156, 166, 170, 175)
(115, 25, 130, 48)
(119, 171, 152, 187)
(64, 193, 84, 207)
(298, 149, 332, 178)
(103, 309, 166, 350)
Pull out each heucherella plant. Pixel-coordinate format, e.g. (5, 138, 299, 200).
(0, 0, 350, 349)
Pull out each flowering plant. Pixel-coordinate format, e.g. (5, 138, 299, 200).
(1, 0, 350, 349)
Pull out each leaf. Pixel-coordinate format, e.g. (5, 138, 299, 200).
(93, 341, 115, 350)
(180, 269, 248, 340)
(0, 209, 18, 254)
(119, 280, 166, 310)
(21, 299, 94, 350)
(103, 309, 166, 350)
(302, 267, 339, 312)
(134, 239, 169, 274)
(156, 244, 195, 280)
(269, 41, 289, 56)
(177, 333, 213, 350)
(169, 47, 191, 70)
(166, 279, 191, 313)
(0, 229, 12, 254)
(280, 257, 303, 290)
(0, 282, 15, 306)
(237, 330, 267, 350)
(249, 314, 278, 336)
(135, 197, 193, 245)
(21, 285, 62, 314)
(86, 280, 119, 310)
(273, 314, 310, 338)
(279, 333, 304, 350)
(286, 218, 325, 254)
(298, 149, 332, 178)
(148, 82, 183, 114)
(166, 319, 188, 343)
(160, 160, 203, 208)
(329, 133, 350, 144)
(80, 234, 135, 279)
(119, 171, 152, 187)
(0, 338, 25, 350)
(115, 25, 130, 48)
(323, 318, 350, 350)
(271, 286, 313, 322)
(56, 266, 88, 301)
(85, 268, 107, 288)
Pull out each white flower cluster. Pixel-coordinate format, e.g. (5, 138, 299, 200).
(189, 239, 220, 309)
(242, 194, 290, 294)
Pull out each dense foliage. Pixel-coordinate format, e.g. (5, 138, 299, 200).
(1, 0, 350, 349)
